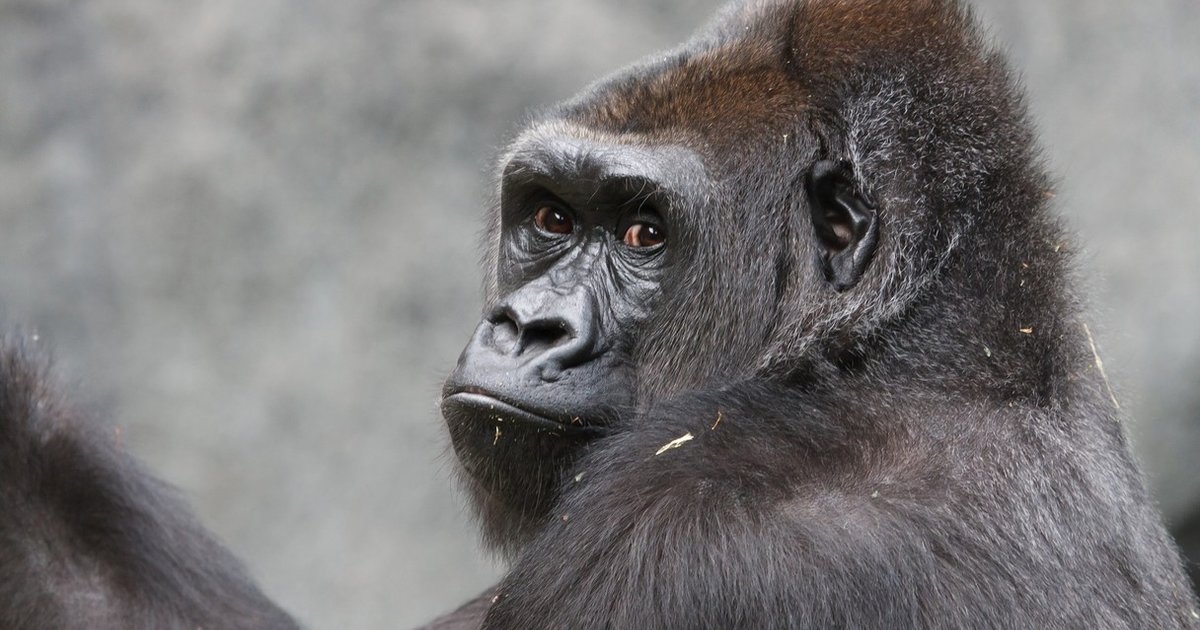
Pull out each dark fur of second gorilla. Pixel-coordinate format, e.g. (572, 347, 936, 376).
(0, 344, 297, 629)
(429, 0, 1199, 628)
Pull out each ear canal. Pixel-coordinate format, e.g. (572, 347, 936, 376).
(806, 160, 880, 292)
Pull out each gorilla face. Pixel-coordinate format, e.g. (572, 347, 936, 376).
(442, 115, 880, 528)
(443, 155, 675, 430)
(440, 140, 687, 516)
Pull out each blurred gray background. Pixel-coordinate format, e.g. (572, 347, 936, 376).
(0, 0, 1197, 627)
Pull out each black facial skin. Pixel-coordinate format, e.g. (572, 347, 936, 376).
(440, 138, 714, 538)
(427, 1, 1198, 629)
(441, 168, 669, 517)
(443, 170, 670, 427)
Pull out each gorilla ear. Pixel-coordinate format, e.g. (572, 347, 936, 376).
(806, 160, 879, 291)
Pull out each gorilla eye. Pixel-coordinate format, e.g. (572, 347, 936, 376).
(623, 222, 666, 248)
(533, 205, 574, 235)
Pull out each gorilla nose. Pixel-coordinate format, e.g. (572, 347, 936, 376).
(483, 288, 600, 381)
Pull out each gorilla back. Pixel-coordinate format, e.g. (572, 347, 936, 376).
(431, 0, 1199, 628)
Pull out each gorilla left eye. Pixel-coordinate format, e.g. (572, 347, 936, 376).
(533, 206, 574, 235)
(623, 223, 666, 248)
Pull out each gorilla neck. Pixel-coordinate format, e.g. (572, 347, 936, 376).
(864, 237, 1083, 409)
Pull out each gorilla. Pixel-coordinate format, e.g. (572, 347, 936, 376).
(427, 0, 1200, 628)
(0, 343, 297, 629)
(0, 1, 1194, 629)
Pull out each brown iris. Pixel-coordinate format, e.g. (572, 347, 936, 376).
(533, 206, 573, 235)
(623, 223, 665, 248)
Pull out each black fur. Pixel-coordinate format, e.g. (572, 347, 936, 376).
(428, 0, 1200, 628)
(0, 340, 297, 629)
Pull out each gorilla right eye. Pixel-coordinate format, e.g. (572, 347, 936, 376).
(623, 222, 666, 248)
(533, 205, 573, 235)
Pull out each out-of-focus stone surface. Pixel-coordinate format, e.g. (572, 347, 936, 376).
(0, 1, 1195, 627)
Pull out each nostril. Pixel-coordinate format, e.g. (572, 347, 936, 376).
(485, 308, 521, 354)
(518, 320, 572, 356)
(485, 305, 573, 358)
(486, 305, 516, 328)
(484, 292, 598, 373)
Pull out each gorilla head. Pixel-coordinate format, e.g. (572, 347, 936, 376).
(442, 0, 1033, 544)
(434, 1, 1196, 627)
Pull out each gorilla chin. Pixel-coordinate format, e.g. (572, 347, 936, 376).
(440, 389, 606, 490)
(441, 389, 601, 524)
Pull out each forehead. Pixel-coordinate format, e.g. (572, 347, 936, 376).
(501, 124, 708, 194)
(495, 22, 816, 213)
(556, 38, 809, 153)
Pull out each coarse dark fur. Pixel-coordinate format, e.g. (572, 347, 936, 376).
(427, 0, 1199, 628)
(0, 340, 298, 629)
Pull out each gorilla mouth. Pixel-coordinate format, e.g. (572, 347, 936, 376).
(441, 389, 605, 438)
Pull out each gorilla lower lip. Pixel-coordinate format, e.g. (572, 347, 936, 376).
(442, 392, 599, 436)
